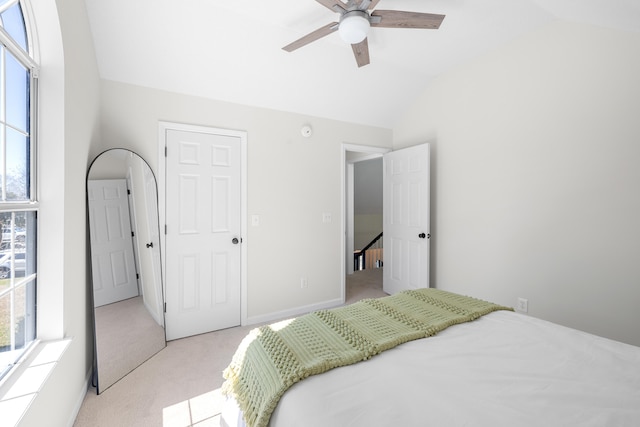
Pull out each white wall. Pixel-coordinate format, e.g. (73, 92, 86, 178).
(393, 21, 640, 346)
(20, 0, 100, 425)
(354, 214, 382, 250)
(354, 158, 383, 249)
(96, 80, 393, 321)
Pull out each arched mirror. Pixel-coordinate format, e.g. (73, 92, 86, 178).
(87, 149, 166, 394)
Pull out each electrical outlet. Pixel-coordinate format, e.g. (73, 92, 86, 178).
(517, 297, 528, 313)
(300, 277, 308, 289)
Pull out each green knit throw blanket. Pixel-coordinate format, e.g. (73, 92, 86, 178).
(222, 288, 512, 427)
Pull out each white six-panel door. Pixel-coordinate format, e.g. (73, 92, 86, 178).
(383, 144, 430, 294)
(88, 179, 140, 307)
(164, 129, 242, 340)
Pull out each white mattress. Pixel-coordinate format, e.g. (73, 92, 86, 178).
(221, 310, 640, 427)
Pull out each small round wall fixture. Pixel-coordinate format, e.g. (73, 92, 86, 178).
(301, 124, 313, 138)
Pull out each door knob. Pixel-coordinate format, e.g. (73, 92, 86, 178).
(232, 237, 239, 244)
(418, 233, 431, 239)
(146, 242, 154, 248)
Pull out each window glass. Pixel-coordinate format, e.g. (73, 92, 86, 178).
(5, 52, 29, 132)
(5, 127, 29, 201)
(0, 210, 36, 378)
(0, 1, 27, 51)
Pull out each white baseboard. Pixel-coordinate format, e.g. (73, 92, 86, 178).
(67, 368, 92, 427)
(245, 297, 344, 326)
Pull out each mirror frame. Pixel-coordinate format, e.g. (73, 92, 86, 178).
(87, 148, 166, 394)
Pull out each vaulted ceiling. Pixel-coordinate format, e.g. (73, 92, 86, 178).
(84, 0, 640, 129)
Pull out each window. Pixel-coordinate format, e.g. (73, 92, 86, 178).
(0, 0, 38, 380)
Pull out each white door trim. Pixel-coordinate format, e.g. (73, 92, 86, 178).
(341, 143, 391, 302)
(158, 121, 248, 326)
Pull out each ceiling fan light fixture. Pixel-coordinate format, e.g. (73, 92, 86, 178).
(339, 11, 370, 44)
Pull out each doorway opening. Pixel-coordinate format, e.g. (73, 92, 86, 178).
(341, 144, 390, 302)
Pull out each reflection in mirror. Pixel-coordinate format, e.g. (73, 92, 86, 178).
(87, 149, 166, 394)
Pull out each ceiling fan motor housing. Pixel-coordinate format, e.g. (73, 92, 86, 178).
(339, 10, 370, 44)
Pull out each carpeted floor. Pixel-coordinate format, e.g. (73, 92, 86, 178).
(73, 268, 385, 427)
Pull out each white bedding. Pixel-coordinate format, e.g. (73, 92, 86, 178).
(222, 310, 640, 427)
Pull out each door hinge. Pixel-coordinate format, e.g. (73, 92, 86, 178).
(165, 224, 167, 235)
(127, 189, 131, 195)
(164, 302, 167, 313)
(136, 273, 140, 279)
(131, 231, 135, 237)
(165, 146, 168, 157)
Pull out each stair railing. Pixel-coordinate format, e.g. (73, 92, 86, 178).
(354, 232, 383, 271)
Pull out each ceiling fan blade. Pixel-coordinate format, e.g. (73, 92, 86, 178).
(371, 10, 445, 29)
(315, 0, 347, 13)
(282, 22, 339, 52)
(351, 38, 370, 68)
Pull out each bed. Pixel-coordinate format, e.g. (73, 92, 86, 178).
(220, 289, 640, 427)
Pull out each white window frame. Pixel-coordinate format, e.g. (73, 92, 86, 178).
(0, 0, 39, 382)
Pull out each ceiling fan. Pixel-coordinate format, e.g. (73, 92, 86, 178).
(282, 0, 445, 67)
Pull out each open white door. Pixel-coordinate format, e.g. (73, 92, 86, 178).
(383, 144, 430, 294)
(164, 128, 243, 340)
(88, 179, 140, 307)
